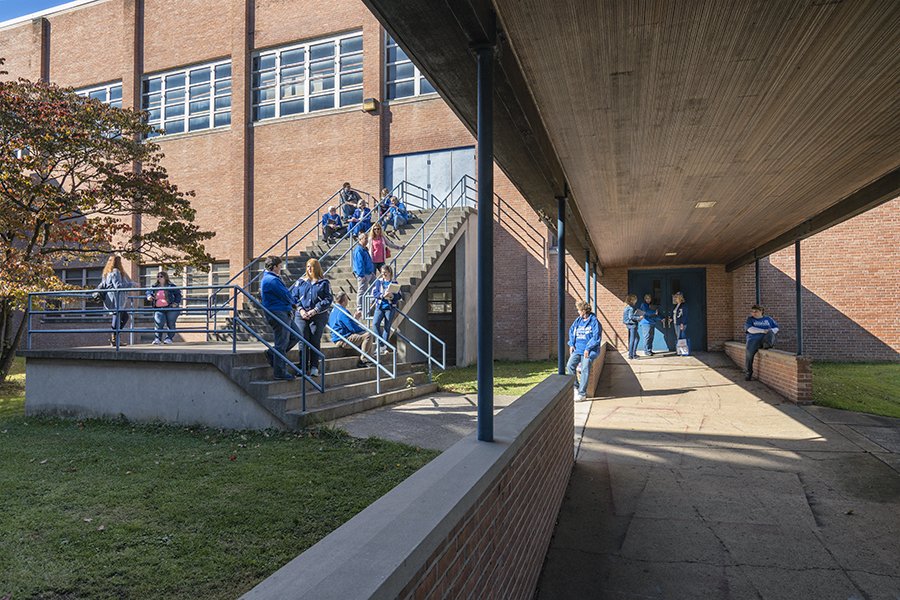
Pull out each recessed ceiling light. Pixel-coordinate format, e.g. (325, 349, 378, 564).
(665, 252, 678, 256)
(695, 201, 717, 209)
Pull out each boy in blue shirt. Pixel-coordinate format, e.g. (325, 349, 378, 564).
(566, 300, 602, 401)
(744, 305, 779, 381)
(328, 292, 373, 368)
(321, 206, 345, 243)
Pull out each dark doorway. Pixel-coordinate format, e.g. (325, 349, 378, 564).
(425, 248, 457, 365)
(627, 268, 707, 352)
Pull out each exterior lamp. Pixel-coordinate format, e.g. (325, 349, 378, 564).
(362, 98, 379, 113)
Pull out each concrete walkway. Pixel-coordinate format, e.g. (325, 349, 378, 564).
(536, 351, 900, 600)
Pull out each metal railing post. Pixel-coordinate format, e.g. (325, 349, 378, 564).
(427, 335, 432, 382)
(232, 288, 238, 353)
(375, 337, 381, 394)
(301, 342, 307, 412)
(114, 292, 121, 351)
(26, 294, 33, 350)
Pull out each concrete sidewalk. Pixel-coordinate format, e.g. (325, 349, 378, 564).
(536, 351, 900, 600)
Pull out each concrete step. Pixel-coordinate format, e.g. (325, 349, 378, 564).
(273, 370, 431, 411)
(248, 359, 413, 397)
(288, 381, 440, 426)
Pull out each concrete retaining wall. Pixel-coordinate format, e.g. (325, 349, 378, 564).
(25, 357, 283, 429)
(242, 374, 575, 600)
(724, 341, 812, 403)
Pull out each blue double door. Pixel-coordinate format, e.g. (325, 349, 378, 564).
(628, 268, 707, 352)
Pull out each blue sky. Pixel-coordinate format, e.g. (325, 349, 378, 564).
(0, 0, 69, 22)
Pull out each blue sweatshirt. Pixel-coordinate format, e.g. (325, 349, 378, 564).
(371, 278, 402, 311)
(328, 305, 365, 342)
(322, 213, 342, 228)
(389, 202, 408, 220)
(352, 244, 375, 277)
(745, 315, 779, 343)
(260, 270, 293, 313)
(291, 277, 333, 313)
(351, 207, 372, 231)
(568, 313, 602, 358)
(673, 303, 688, 329)
(638, 301, 658, 325)
(622, 305, 638, 327)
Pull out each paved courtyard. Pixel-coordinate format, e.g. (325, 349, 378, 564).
(536, 351, 900, 600)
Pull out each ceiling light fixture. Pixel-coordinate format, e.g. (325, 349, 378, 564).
(665, 252, 678, 256)
(694, 201, 717, 209)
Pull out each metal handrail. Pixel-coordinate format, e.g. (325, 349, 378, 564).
(325, 304, 398, 395)
(391, 307, 446, 378)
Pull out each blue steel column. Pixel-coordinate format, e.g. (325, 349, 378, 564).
(557, 195, 566, 375)
(754, 255, 760, 304)
(476, 43, 494, 442)
(584, 249, 591, 305)
(592, 262, 598, 314)
(795, 241, 803, 355)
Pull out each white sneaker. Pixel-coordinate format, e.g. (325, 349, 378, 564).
(573, 391, 585, 402)
(163, 339, 173, 344)
(151, 339, 162, 345)
(309, 367, 320, 377)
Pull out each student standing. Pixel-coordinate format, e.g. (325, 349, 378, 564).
(622, 294, 641, 359)
(672, 292, 688, 352)
(566, 300, 602, 401)
(744, 305, 779, 381)
(340, 182, 360, 220)
(328, 292, 374, 368)
(97, 255, 134, 346)
(260, 256, 299, 380)
(371, 265, 402, 352)
(368, 222, 403, 272)
(352, 232, 376, 314)
(146, 271, 182, 345)
(638, 293, 658, 356)
(291, 258, 333, 377)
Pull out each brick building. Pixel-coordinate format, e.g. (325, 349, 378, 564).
(2, 0, 897, 364)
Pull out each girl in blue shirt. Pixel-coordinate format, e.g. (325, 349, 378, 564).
(291, 258, 333, 376)
(622, 294, 640, 359)
(370, 264, 403, 351)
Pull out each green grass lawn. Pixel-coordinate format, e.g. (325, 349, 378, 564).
(813, 362, 900, 418)
(435, 360, 557, 396)
(0, 356, 26, 419)
(0, 356, 438, 599)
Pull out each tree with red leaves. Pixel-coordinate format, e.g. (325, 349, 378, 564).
(0, 58, 214, 381)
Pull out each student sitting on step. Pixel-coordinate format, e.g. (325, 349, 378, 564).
(566, 300, 602, 402)
(348, 199, 372, 236)
(744, 305, 779, 381)
(321, 206, 346, 243)
(340, 182, 361, 220)
(328, 292, 374, 368)
(386, 196, 408, 233)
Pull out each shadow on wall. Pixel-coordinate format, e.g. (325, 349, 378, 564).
(740, 258, 898, 362)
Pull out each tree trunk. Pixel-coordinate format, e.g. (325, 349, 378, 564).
(0, 299, 27, 383)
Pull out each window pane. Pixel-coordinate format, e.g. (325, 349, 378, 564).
(89, 89, 107, 101)
(340, 36, 362, 54)
(109, 85, 123, 101)
(165, 88, 185, 103)
(190, 83, 211, 99)
(214, 95, 231, 110)
(280, 82, 303, 100)
(310, 42, 335, 60)
(165, 73, 185, 89)
(339, 72, 362, 88)
(339, 89, 362, 107)
(254, 53, 276, 70)
(387, 46, 408, 63)
(189, 68, 211, 84)
(387, 80, 414, 99)
(144, 92, 162, 108)
(309, 77, 334, 94)
(281, 64, 305, 82)
(147, 108, 161, 122)
(309, 94, 334, 112)
(387, 63, 414, 81)
(341, 53, 363, 70)
(215, 80, 231, 94)
(189, 99, 210, 114)
(280, 98, 304, 116)
(214, 112, 231, 127)
(189, 116, 210, 131)
(165, 103, 185, 118)
(143, 78, 162, 93)
(164, 120, 185, 134)
(420, 78, 436, 94)
(215, 63, 231, 79)
(253, 87, 277, 103)
(253, 104, 275, 120)
(309, 59, 334, 76)
(281, 48, 304, 66)
(253, 70, 276, 87)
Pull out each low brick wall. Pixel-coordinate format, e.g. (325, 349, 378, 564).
(724, 341, 812, 403)
(242, 375, 575, 600)
(577, 341, 610, 398)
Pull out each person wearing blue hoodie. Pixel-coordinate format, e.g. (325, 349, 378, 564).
(291, 258, 333, 377)
(347, 199, 373, 236)
(328, 292, 373, 368)
(638, 293, 658, 356)
(622, 294, 641, 359)
(352, 232, 377, 313)
(744, 305, 779, 381)
(566, 300, 602, 401)
(259, 256, 299, 380)
(386, 196, 408, 233)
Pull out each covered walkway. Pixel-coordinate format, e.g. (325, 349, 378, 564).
(537, 352, 900, 599)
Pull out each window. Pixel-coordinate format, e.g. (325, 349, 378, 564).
(53, 267, 105, 312)
(548, 228, 559, 253)
(139, 262, 230, 313)
(385, 35, 435, 100)
(252, 32, 363, 121)
(427, 282, 453, 316)
(142, 60, 232, 136)
(76, 82, 123, 108)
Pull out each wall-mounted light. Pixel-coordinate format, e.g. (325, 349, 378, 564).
(694, 201, 717, 209)
(362, 98, 379, 113)
(665, 252, 678, 256)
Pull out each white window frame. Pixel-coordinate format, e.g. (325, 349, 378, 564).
(252, 30, 364, 122)
(76, 81, 123, 108)
(139, 262, 230, 317)
(142, 59, 232, 137)
(384, 34, 436, 101)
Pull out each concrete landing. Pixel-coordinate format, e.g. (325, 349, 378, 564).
(536, 351, 900, 600)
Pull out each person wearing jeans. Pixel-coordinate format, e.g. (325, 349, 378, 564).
(97, 255, 134, 346)
(329, 292, 374, 368)
(260, 256, 300, 381)
(566, 300, 602, 401)
(744, 305, 779, 381)
(291, 258, 333, 377)
(352, 232, 376, 314)
(672, 291, 689, 354)
(622, 294, 641, 359)
(371, 265, 403, 353)
(637, 293, 658, 356)
(147, 271, 182, 344)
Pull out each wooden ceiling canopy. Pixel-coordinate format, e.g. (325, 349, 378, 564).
(365, 0, 900, 268)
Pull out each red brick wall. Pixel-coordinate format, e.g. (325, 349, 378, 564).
(596, 265, 732, 352)
(732, 198, 900, 362)
(143, 0, 232, 73)
(46, 1, 125, 88)
(398, 383, 573, 600)
(724, 342, 812, 403)
(0, 22, 42, 82)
